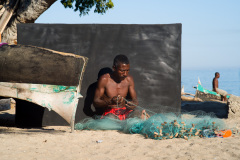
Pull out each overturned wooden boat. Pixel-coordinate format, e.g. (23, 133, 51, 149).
(0, 44, 88, 131)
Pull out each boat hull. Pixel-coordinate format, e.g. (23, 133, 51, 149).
(0, 45, 88, 131)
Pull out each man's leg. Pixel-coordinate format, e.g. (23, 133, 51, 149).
(127, 109, 150, 120)
(141, 110, 150, 120)
(216, 88, 228, 101)
(223, 95, 227, 101)
(221, 95, 224, 101)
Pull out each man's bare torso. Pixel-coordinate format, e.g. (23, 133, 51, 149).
(93, 59, 137, 110)
(213, 77, 219, 91)
(103, 73, 130, 100)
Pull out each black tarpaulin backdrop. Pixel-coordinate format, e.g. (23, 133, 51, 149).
(17, 24, 181, 126)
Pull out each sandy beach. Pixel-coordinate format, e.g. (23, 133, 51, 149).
(1, 0, 239, 159)
(1, 104, 240, 160)
(1, 124, 240, 160)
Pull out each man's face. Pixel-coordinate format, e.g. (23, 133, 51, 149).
(217, 73, 220, 78)
(114, 63, 130, 80)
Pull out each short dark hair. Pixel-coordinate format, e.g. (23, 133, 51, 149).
(113, 54, 129, 67)
(215, 72, 219, 76)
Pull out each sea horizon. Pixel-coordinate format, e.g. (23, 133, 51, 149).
(181, 68, 240, 96)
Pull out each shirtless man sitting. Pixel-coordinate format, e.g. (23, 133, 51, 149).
(212, 72, 228, 101)
(93, 54, 148, 120)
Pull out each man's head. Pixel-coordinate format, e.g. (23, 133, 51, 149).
(113, 55, 130, 80)
(113, 54, 129, 68)
(215, 72, 220, 78)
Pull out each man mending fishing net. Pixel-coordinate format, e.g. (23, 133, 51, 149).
(93, 54, 149, 120)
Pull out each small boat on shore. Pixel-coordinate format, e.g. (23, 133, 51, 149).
(181, 80, 230, 102)
(195, 83, 230, 102)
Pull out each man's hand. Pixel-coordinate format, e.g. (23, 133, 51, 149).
(108, 104, 121, 109)
(105, 95, 124, 109)
(100, 95, 112, 106)
(111, 95, 124, 105)
(125, 101, 137, 110)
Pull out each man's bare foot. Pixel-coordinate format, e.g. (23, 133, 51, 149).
(141, 110, 150, 120)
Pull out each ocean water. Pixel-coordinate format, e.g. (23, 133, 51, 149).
(181, 68, 240, 96)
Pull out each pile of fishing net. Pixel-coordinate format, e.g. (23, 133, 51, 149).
(75, 107, 238, 140)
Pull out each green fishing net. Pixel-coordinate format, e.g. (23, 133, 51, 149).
(75, 104, 237, 140)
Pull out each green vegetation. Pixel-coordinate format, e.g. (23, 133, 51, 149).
(60, 0, 114, 16)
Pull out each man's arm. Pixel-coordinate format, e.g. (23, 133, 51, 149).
(125, 76, 138, 109)
(213, 78, 219, 94)
(93, 76, 111, 108)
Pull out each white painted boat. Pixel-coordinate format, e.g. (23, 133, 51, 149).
(0, 44, 88, 131)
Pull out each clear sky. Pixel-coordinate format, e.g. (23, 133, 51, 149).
(36, 0, 240, 70)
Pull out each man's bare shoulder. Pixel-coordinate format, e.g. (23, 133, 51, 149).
(126, 75, 134, 83)
(98, 73, 111, 82)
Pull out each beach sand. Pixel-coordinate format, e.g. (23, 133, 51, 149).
(1, 103, 240, 160)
